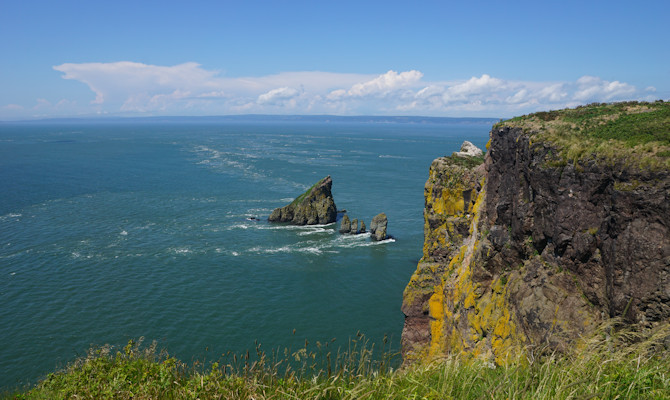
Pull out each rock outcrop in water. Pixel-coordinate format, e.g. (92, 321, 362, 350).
(402, 102, 670, 365)
(370, 213, 389, 241)
(351, 219, 359, 234)
(269, 176, 337, 225)
(339, 214, 351, 233)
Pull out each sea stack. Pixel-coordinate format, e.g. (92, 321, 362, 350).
(339, 214, 351, 233)
(268, 176, 337, 225)
(350, 219, 359, 234)
(369, 213, 388, 241)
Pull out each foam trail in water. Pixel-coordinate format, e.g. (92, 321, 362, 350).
(0, 212, 23, 221)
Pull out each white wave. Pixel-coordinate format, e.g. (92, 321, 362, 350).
(258, 222, 335, 231)
(172, 248, 192, 254)
(249, 245, 292, 254)
(306, 222, 337, 228)
(297, 228, 335, 236)
(120, 230, 128, 236)
(366, 238, 396, 246)
(247, 208, 272, 213)
(299, 246, 323, 254)
(247, 243, 329, 255)
(228, 224, 250, 230)
(331, 233, 396, 248)
(0, 212, 22, 221)
(334, 232, 371, 241)
(379, 155, 409, 159)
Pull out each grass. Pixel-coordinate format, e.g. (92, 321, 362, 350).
(497, 101, 670, 170)
(289, 176, 328, 207)
(444, 154, 485, 169)
(7, 322, 670, 399)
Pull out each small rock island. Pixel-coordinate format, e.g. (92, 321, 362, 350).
(268, 176, 337, 225)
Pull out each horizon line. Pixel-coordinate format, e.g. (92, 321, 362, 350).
(1, 113, 503, 124)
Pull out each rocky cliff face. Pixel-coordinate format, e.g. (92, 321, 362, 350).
(402, 102, 670, 365)
(269, 176, 337, 225)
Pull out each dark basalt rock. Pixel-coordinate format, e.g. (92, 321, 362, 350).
(402, 122, 670, 364)
(269, 176, 337, 225)
(485, 126, 670, 327)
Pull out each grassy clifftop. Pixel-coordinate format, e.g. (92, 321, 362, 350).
(497, 101, 670, 169)
(7, 324, 670, 399)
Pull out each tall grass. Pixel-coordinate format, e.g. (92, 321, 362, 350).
(7, 321, 670, 399)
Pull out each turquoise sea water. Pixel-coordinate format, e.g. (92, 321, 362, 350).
(0, 119, 490, 390)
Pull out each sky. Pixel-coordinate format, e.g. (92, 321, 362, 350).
(1, 0, 668, 120)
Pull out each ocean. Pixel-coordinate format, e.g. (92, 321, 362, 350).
(0, 117, 491, 390)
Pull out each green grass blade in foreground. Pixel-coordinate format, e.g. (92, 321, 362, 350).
(9, 322, 670, 399)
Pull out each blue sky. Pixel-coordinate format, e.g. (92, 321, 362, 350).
(1, 0, 668, 120)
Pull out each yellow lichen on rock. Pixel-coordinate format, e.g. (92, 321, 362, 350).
(405, 104, 670, 366)
(427, 187, 465, 216)
(402, 152, 528, 365)
(427, 286, 445, 357)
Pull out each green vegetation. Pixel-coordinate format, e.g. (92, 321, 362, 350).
(445, 154, 485, 169)
(7, 322, 670, 399)
(498, 101, 670, 170)
(290, 178, 324, 206)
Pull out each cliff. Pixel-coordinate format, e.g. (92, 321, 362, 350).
(269, 176, 337, 225)
(402, 101, 670, 364)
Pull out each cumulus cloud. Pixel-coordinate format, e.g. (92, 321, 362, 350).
(346, 70, 423, 97)
(46, 61, 659, 117)
(401, 74, 655, 116)
(257, 87, 300, 105)
(53, 62, 220, 106)
(449, 74, 506, 96)
(573, 76, 636, 102)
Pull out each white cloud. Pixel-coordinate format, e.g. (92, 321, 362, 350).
(43, 61, 659, 117)
(257, 87, 300, 105)
(346, 70, 423, 97)
(53, 62, 220, 106)
(537, 83, 568, 102)
(448, 74, 506, 96)
(573, 76, 636, 102)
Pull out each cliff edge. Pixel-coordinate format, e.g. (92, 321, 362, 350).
(402, 101, 670, 364)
